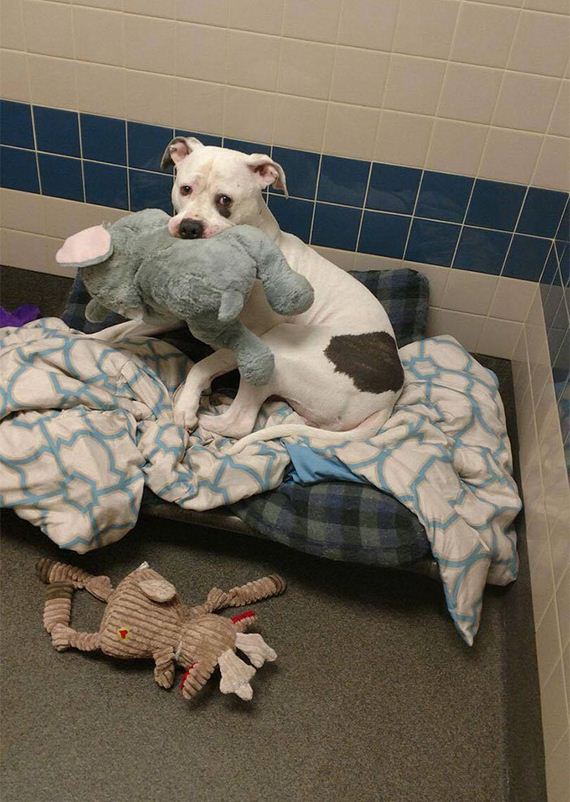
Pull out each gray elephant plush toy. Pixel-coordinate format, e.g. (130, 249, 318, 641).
(56, 209, 314, 385)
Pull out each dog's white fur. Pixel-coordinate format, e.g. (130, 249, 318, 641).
(94, 138, 403, 448)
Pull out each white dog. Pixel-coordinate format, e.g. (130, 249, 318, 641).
(94, 137, 404, 450)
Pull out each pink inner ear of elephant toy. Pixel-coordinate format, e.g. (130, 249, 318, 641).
(56, 225, 112, 267)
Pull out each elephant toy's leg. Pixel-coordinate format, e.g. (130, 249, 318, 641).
(173, 349, 237, 430)
(191, 321, 275, 387)
(254, 248, 314, 317)
(153, 647, 176, 689)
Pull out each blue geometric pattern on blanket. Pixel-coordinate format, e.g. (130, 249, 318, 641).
(231, 335, 522, 646)
(0, 318, 290, 552)
(0, 319, 189, 549)
(0, 319, 520, 645)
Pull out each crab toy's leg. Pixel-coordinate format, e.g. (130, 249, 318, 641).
(190, 575, 287, 617)
(36, 558, 113, 601)
(180, 661, 216, 700)
(226, 575, 287, 607)
(49, 624, 101, 653)
(153, 648, 176, 689)
(42, 581, 75, 634)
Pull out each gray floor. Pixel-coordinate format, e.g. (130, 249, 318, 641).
(1, 266, 73, 318)
(0, 264, 546, 802)
(0, 511, 525, 802)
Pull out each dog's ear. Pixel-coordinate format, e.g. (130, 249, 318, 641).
(245, 154, 288, 197)
(56, 225, 113, 271)
(160, 136, 204, 170)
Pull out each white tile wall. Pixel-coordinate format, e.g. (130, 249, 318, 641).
(512, 300, 570, 802)
(1, 1, 569, 797)
(1, 0, 567, 189)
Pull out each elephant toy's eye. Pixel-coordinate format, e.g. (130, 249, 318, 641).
(180, 185, 193, 196)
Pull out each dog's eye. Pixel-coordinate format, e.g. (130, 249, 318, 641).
(217, 195, 232, 208)
(180, 185, 192, 196)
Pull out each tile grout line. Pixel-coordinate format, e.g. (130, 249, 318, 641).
(218, 0, 230, 146)
(307, 154, 323, 246)
(17, 0, 43, 199)
(1, 145, 564, 242)
(69, 0, 86, 204)
(519, 323, 561, 645)
(267, 0, 288, 161)
(3, 96, 569, 190)
(463, 2, 524, 345)
(354, 0, 403, 260)
(124, 118, 131, 212)
(315, 2, 345, 166)
(522, 67, 570, 410)
(5, 72, 570, 140)
(495, 60, 570, 290)
(420, 0, 465, 180)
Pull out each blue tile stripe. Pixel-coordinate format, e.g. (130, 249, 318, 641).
(1, 100, 568, 286)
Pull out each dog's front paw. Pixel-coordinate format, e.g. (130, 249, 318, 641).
(174, 402, 198, 431)
(173, 388, 200, 431)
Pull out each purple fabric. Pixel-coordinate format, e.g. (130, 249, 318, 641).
(0, 304, 41, 328)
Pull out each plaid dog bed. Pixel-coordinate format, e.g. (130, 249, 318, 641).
(62, 267, 431, 567)
(231, 480, 429, 567)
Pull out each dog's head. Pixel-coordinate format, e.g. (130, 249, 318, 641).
(161, 136, 288, 239)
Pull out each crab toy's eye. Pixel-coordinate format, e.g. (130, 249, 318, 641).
(180, 185, 192, 196)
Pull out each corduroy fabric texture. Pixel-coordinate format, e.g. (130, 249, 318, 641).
(38, 558, 285, 701)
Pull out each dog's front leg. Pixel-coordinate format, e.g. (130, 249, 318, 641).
(90, 318, 178, 342)
(174, 349, 237, 430)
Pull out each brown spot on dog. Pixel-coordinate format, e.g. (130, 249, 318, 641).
(324, 331, 404, 394)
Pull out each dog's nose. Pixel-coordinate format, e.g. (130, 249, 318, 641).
(178, 219, 204, 239)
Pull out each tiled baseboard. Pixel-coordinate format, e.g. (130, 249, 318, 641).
(1, 100, 569, 285)
(0, 187, 535, 362)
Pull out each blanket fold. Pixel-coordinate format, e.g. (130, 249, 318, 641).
(0, 319, 521, 644)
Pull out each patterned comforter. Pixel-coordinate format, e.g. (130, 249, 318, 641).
(0, 318, 521, 644)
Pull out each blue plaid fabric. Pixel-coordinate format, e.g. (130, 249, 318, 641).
(350, 268, 429, 348)
(62, 266, 431, 567)
(231, 481, 430, 567)
(62, 275, 125, 334)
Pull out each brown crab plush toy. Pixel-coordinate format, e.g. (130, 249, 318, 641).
(37, 559, 285, 701)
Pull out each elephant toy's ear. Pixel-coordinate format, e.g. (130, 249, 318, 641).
(56, 225, 113, 272)
(138, 578, 177, 603)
